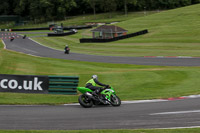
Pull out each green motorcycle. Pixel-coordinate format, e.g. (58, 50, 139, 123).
(77, 86, 121, 108)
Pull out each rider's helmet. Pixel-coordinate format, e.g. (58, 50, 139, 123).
(92, 75, 98, 79)
(65, 45, 68, 47)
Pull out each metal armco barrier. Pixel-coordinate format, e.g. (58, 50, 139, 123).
(8, 25, 92, 31)
(0, 29, 12, 32)
(63, 25, 93, 30)
(47, 31, 76, 37)
(0, 74, 49, 94)
(48, 76, 79, 95)
(11, 27, 49, 31)
(80, 29, 148, 43)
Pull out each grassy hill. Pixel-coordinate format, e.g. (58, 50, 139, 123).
(31, 4, 200, 57)
(117, 4, 200, 43)
(0, 11, 157, 29)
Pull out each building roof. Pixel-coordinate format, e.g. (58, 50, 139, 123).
(91, 25, 128, 33)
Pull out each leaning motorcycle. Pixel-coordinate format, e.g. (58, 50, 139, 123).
(77, 86, 121, 108)
(64, 48, 70, 54)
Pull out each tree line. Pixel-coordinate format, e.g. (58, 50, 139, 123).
(0, 0, 199, 22)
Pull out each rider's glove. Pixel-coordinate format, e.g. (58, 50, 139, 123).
(105, 85, 110, 88)
(100, 87, 105, 91)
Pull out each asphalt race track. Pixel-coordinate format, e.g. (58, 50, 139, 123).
(1, 32, 200, 130)
(1, 32, 200, 66)
(1, 98, 200, 130)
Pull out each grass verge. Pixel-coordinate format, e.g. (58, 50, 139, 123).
(0, 41, 200, 105)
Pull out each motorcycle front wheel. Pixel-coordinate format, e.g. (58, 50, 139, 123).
(110, 94, 121, 106)
(64, 51, 69, 54)
(78, 94, 93, 108)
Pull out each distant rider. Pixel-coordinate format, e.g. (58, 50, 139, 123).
(64, 45, 70, 54)
(10, 36, 15, 41)
(86, 75, 109, 96)
(23, 35, 26, 39)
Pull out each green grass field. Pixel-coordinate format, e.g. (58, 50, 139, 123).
(3, 11, 157, 29)
(0, 40, 200, 104)
(29, 4, 200, 57)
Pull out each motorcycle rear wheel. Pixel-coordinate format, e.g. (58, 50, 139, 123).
(110, 94, 121, 106)
(78, 94, 93, 108)
(64, 51, 69, 54)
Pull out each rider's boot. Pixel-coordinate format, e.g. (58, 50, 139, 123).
(92, 91, 104, 103)
(92, 91, 99, 100)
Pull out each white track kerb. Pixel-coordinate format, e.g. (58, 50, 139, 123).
(121, 94, 200, 104)
(64, 94, 200, 106)
(2, 40, 6, 49)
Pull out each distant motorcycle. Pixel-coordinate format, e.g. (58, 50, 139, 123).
(64, 45, 70, 54)
(64, 47, 70, 54)
(10, 36, 15, 41)
(23, 35, 26, 39)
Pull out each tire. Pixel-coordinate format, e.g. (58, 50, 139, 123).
(110, 94, 121, 106)
(78, 94, 93, 108)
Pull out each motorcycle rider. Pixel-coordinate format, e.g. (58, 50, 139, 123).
(23, 35, 26, 39)
(10, 36, 15, 41)
(64, 44, 70, 54)
(86, 75, 109, 96)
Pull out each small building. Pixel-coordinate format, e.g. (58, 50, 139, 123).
(91, 25, 128, 39)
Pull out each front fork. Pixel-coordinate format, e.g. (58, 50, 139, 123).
(102, 91, 113, 102)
